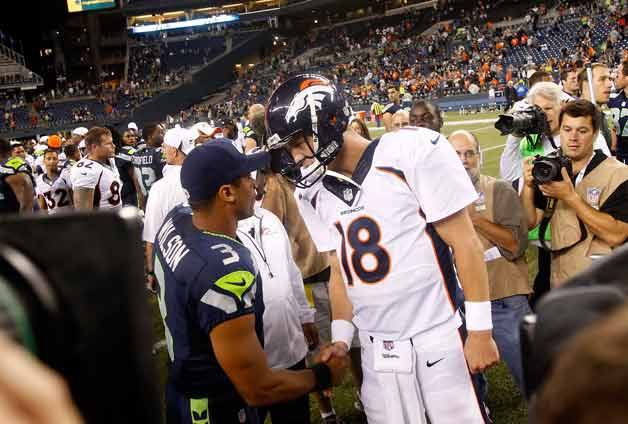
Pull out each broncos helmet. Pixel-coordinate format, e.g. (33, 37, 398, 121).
(265, 74, 351, 188)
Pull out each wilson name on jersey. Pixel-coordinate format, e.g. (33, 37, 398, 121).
(70, 157, 122, 209)
(296, 128, 477, 341)
(36, 170, 73, 214)
(154, 205, 264, 398)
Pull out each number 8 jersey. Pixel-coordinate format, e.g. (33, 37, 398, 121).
(70, 157, 123, 210)
(295, 128, 477, 342)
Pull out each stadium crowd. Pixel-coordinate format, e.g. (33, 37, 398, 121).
(3, 1, 628, 424)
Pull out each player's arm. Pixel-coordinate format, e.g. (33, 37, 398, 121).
(37, 195, 48, 212)
(212, 314, 348, 406)
(6, 174, 34, 212)
(432, 208, 499, 373)
(73, 188, 94, 210)
(127, 166, 145, 210)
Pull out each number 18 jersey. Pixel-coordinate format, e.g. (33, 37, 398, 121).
(296, 128, 477, 342)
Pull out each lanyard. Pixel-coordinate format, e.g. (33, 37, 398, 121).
(237, 214, 274, 279)
(574, 153, 595, 187)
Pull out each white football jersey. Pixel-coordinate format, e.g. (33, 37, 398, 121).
(295, 128, 477, 341)
(70, 157, 122, 210)
(36, 170, 73, 214)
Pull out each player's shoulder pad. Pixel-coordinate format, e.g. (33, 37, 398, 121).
(5, 157, 29, 173)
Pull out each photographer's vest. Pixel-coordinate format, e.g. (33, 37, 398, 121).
(475, 175, 531, 300)
(520, 134, 551, 243)
(550, 157, 628, 286)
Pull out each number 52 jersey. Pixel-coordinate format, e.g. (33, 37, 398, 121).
(295, 128, 477, 342)
(70, 157, 123, 210)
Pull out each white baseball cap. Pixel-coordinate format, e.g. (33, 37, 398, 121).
(39, 135, 49, 144)
(190, 122, 220, 138)
(34, 144, 47, 153)
(72, 127, 88, 137)
(164, 127, 195, 155)
(128, 122, 138, 131)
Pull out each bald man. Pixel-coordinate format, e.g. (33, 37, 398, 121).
(243, 103, 266, 152)
(449, 130, 531, 394)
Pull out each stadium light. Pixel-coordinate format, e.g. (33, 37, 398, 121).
(129, 14, 239, 33)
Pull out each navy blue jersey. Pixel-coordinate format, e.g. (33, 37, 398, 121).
(154, 205, 265, 399)
(0, 157, 31, 214)
(115, 146, 138, 205)
(609, 90, 628, 152)
(132, 146, 165, 197)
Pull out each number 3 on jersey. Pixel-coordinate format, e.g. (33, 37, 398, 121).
(334, 216, 390, 285)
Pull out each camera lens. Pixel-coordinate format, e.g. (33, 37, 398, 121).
(532, 160, 559, 184)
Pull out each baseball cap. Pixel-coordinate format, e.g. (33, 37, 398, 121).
(47, 135, 62, 149)
(128, 122, 138, 131)
(72, 127, 88, 137)
(181, 139, 269, 202)
(191, 122, 221, 138)
(163, 127, 195, 155)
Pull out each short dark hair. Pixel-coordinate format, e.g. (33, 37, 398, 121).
(622, 59, 628, 77)
(188, 177, 242, 211)
(577, 63, 607, 91)
(43, 149, 59, 157)
(84, 127, 112, 150)
(560, 68, 576, 83)
(559, 99, 601, 132)
(63, 143, 78, 158)
(529, 71, 552, 87)
(142, 123, 160, 142)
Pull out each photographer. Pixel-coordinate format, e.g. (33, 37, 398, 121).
(521, 100, 628, 287)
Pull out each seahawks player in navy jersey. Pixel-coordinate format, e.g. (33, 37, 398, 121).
(610, 59, 628, 164)
(133, 123, 165, 199)
(0, 138, 34, 214)
(154, 141, 348, 424)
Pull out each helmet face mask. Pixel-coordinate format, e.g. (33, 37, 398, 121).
(266, 74, 351, 188)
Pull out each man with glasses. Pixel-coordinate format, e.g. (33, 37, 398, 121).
(450, 130, 531, 394)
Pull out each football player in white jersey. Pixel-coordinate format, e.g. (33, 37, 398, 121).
(36, 150, 73, 214)
(266, 75, 499, 424)
(70, 126, 122, 210)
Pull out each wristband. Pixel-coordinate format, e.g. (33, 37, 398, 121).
(464, 301, 493, 331)
(331, 319, 354, 351)
(310, 362, 332, 391)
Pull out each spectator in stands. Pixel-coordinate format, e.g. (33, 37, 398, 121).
(349, 117, 371, 141)
(409, 100, 443, 132)
(391, 109, 409, 131)
(449, 130, 530, 393)
(382, 87, 402, 132)
(521, 100, 628, 287)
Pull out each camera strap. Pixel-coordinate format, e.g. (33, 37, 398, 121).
(538, 198, 588, 253)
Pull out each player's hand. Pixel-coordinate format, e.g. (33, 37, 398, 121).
(0, 335, 84, 424)
(464, 330, 500, 373)
(325, 352, 350, 386)
(302, 323, 320, 350)
(523, 157, 535, 188)
(316, 342, 349, 363)
(145, 273, 157, 294)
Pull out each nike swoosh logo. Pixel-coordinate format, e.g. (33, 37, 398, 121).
(430, 135, 440, 145)
(224, 279, 247, 287)
(426, 358, 445, 367)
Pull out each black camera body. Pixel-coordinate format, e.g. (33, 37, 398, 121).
(0, 209, 161, 424)
(494, 105, 550, 137)
(532, 151, 573, 185)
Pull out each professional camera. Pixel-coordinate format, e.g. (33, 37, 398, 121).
(0, 209, 161, 423)
(532, 151, 573, 185)
(494, 105, 550, 137)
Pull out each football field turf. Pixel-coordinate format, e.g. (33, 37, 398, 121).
(149, 111, 528, 423)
